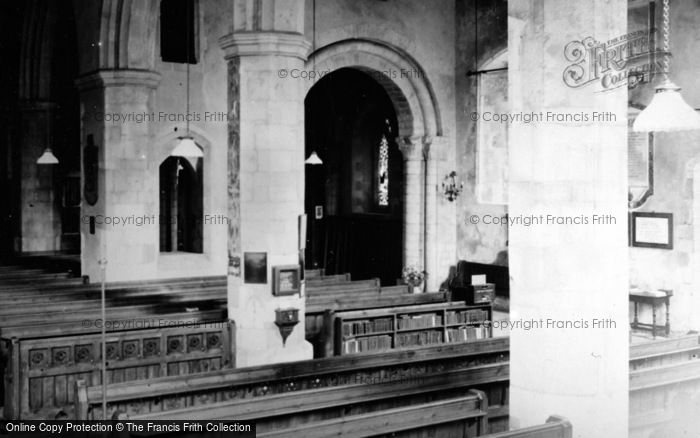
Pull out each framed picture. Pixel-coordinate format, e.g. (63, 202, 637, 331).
(273, 265, 301, 296)
(631, 212, 673, 249)
(244, 252, 268, 284)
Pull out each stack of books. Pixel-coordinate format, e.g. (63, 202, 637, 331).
(446, 326, 487, 343)
(342, 317, 393, 336)
(446, 309, 489, 325)
(343, 335, 392, 354)
(397, 313, 443, 330)
(396, 330, 443, 347)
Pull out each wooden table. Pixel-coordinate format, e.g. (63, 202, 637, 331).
(629, 289, 672, 339)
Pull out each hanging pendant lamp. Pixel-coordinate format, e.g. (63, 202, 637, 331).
(37, 110, 59, 164)
(37, 148, 59, 164)
(304, 0, 323, 166)
(305, 151, 323, 165)
(171, 3, 203, 158)
(633, 0, 700, 132)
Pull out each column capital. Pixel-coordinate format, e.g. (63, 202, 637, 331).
(398, 135, 431, 161)
(219, 32, 311, 61)
(74, 69, 161, 92)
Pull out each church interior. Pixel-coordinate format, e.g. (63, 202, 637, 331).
(0, 0, 699, 436)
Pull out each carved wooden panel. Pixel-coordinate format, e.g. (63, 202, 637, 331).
(6, 322, 233, 419)
(97, 349, 509, 421)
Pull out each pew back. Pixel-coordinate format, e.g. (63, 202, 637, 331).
(481, 416, 572, 438)
(3, 320, 234, 419)
(74, 337, 509, 428)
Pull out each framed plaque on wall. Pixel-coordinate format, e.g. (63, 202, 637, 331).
(631, 212, 673, 250)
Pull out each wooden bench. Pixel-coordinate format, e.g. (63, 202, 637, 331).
(629, 334, 700, 435)
(481, 416, 572, 438)
(256, 394, 486, 438)
(4, 319, 234, 419)
(82, 374, 489, 437)
(72, 337, 509, 429)
(305, 273, 351, 286)
(0, 276, 225, 301)
(306, 278, 381, 295)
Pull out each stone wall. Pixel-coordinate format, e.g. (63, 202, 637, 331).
(455, 0, 509, 265)
(628, 1, 700, 332)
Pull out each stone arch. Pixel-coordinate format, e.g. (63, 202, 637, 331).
(70, 0, 159, 74)
(306, 39, 442, 139)
(98, 0, 159, 69)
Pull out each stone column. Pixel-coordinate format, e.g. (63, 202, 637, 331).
(75, 70, 161, 282)
(508, 1, 628, 436)
(220, 31, 313, 367)
(423, 136, 439, 292)
(399, 135, 425, 279)
(19, 101, 61, 252)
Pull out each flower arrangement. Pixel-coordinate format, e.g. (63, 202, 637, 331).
(402, 265, 425, 287)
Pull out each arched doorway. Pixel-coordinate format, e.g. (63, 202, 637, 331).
(159, 155, 203, 253)
(305, 68, 404, 285)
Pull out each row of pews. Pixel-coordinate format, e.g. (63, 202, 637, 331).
(0, 260, 231, 420)
(0, 262, 580, 436)
(74, 338, 509, 436)
(629, 333, 700, 436)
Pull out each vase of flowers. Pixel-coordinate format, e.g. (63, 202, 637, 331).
(402, 265, 425, 293)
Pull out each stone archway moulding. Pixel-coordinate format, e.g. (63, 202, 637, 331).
(304, 39, 445, 288)
(305, 39, 442, 140)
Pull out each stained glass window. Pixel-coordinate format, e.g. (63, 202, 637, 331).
(377, 134, 389, 206)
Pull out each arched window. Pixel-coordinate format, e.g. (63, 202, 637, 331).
(159, 155, 203, 253)
(376, 119, 392, 207)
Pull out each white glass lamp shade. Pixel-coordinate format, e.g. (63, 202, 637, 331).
(633, 81, 700, 132)
(171, 136, 203, 157)
(37, 148, 59, 164)
(305, 151, 323, 165)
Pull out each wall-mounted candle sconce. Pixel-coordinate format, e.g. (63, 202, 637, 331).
(275, 308, 300, 346)
(442, 171, 464, 202)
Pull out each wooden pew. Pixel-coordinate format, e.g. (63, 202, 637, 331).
(629, 334, 700, 435)
(0, 276, 225, 301)
(481, 416, 572, 438)
(73, 337, 509, 428)
(3, 318, 234, 419)
(629, 333, 700, 370)
(256, 394, 486, 438)
(0, 305, 227, 339)
(306, 278, 380, 295)
(0, 283, 225, 314)
(304, 273, 351, 286)
(306, 291, 449, 357)
(304, 269, 325, 279)
(98, 374, 489, 437)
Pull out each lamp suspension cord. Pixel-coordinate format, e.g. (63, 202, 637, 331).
(473, 0, 477, 73)
(662, 0, 670, 80)
(186, 1, 191, 135)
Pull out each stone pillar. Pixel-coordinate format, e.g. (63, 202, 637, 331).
(423, 136, 439, 292)
(508, 1, 628, 436)
(75, 70, 161, 282)
(220, 31, 313, 367)
(399, 135, 425, 278)
(19, 101, 61, 252)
